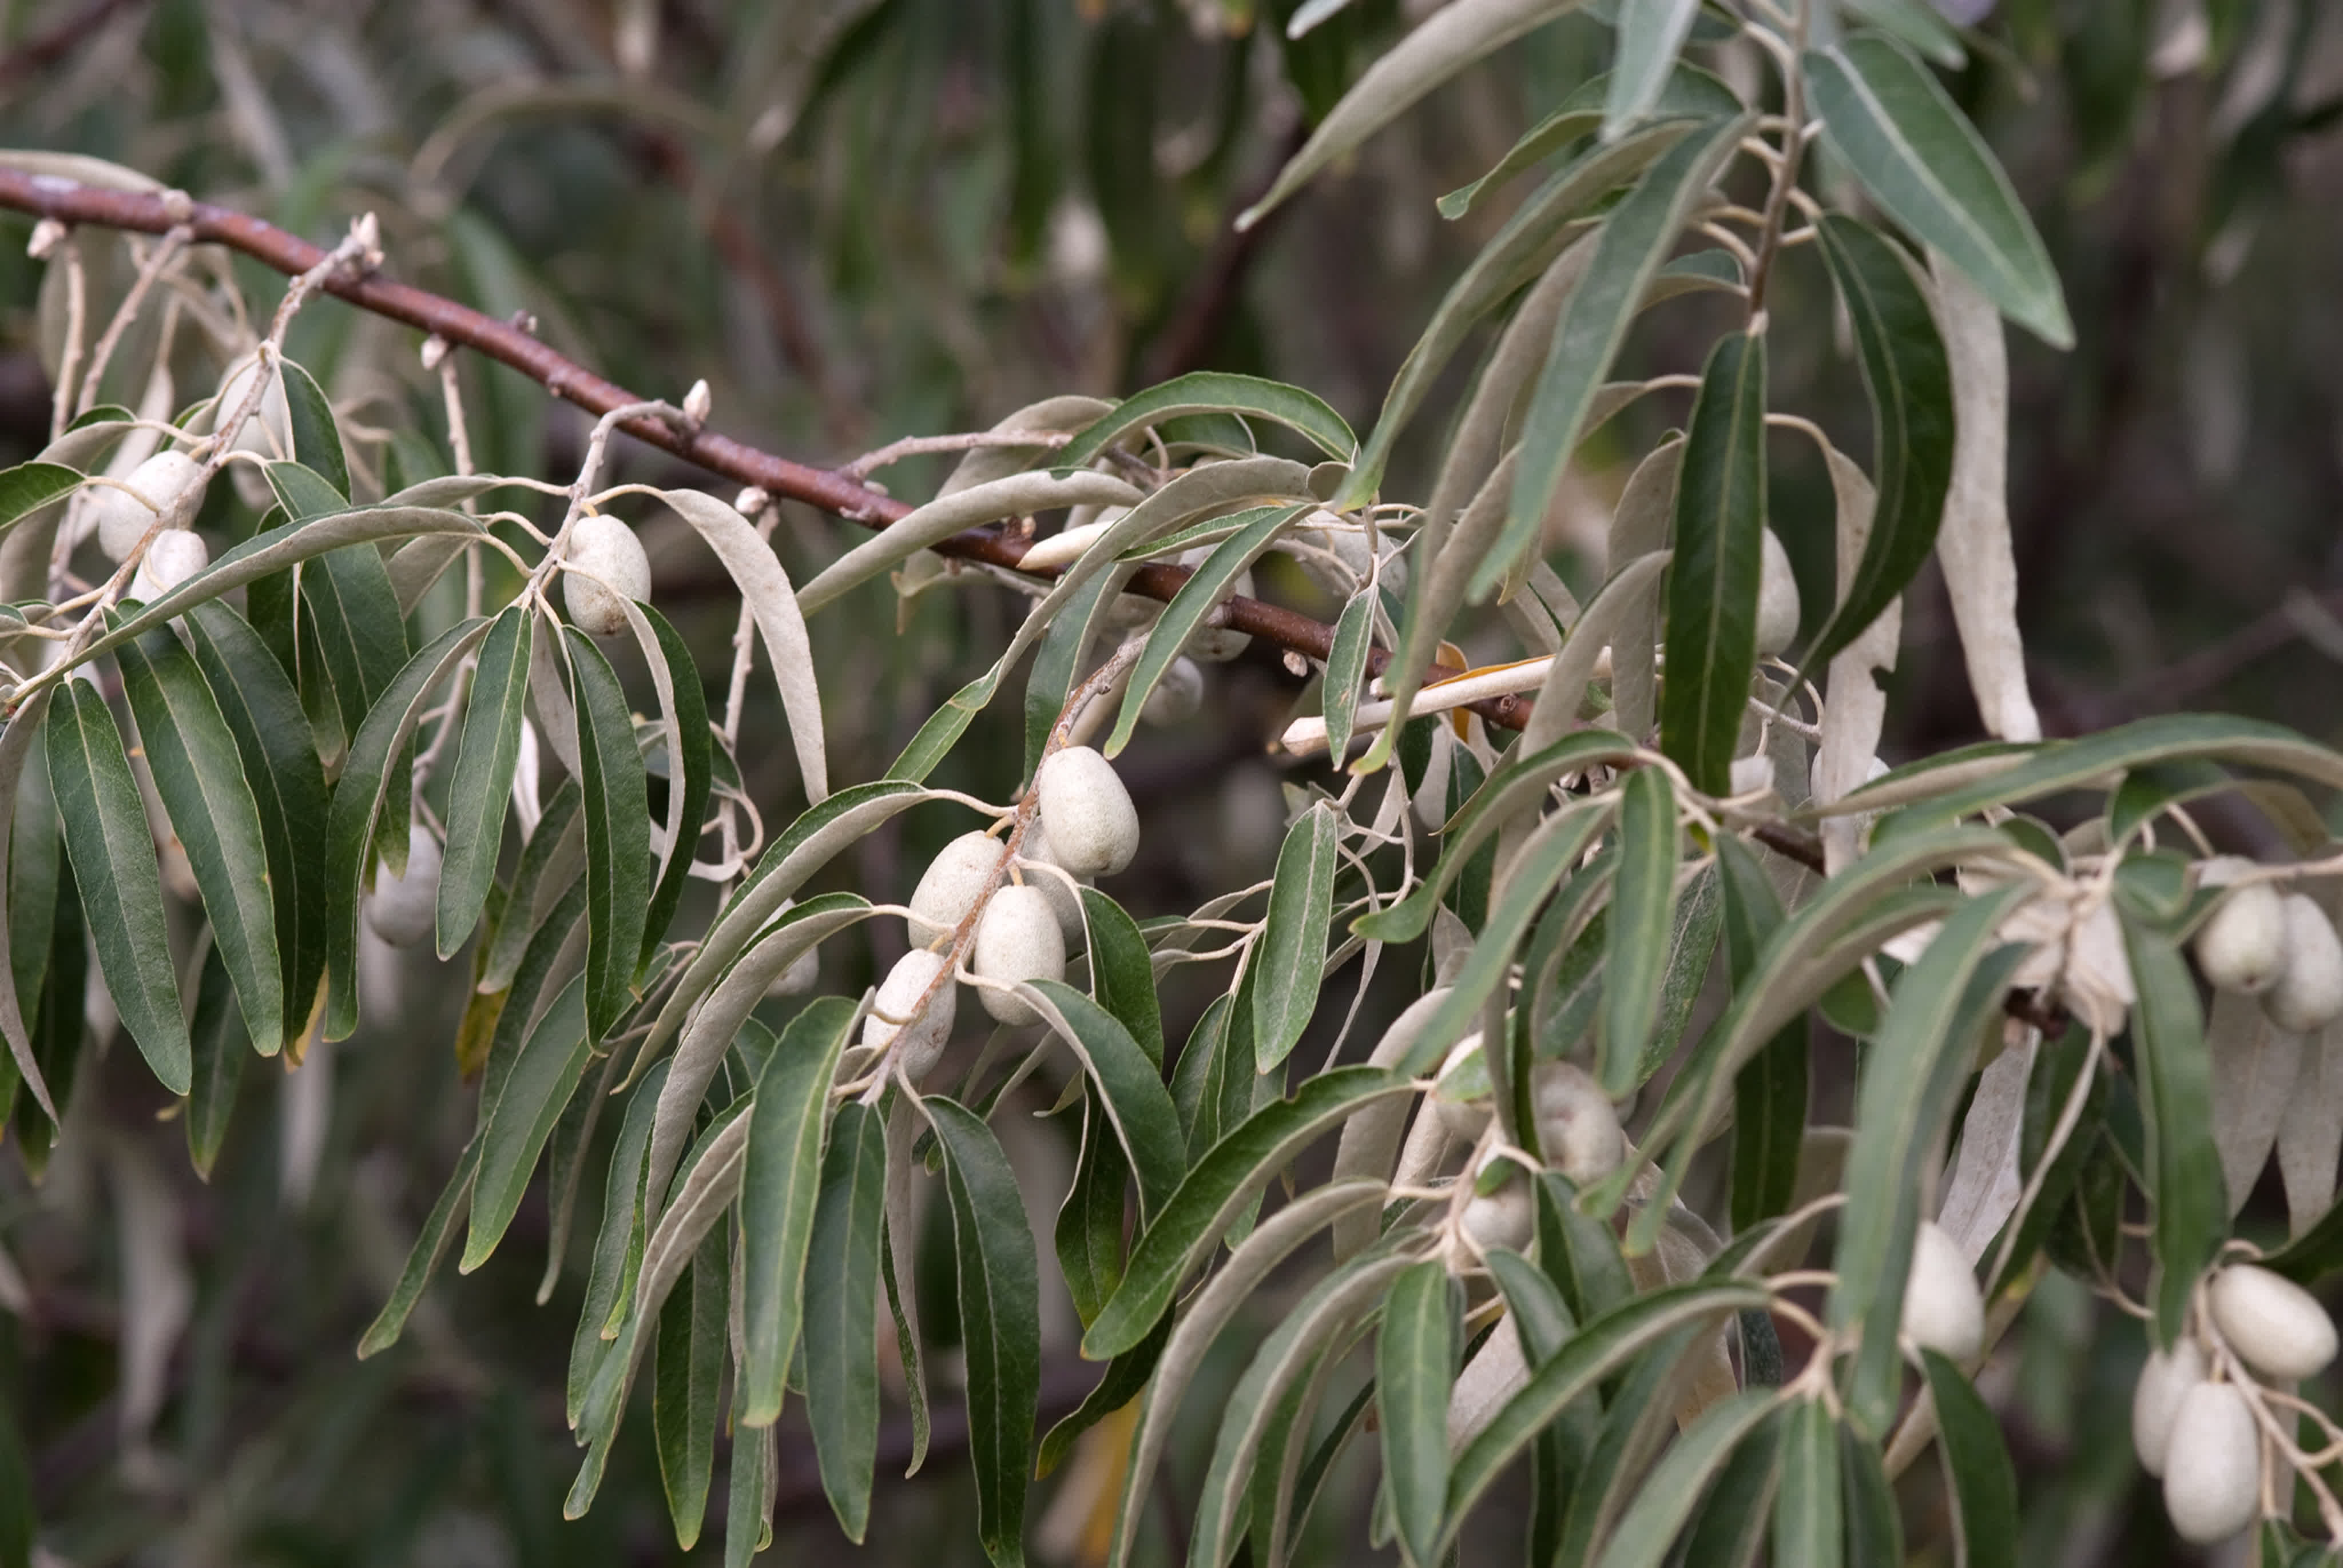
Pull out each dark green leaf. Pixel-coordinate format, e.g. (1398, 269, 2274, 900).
(636, 603, 711, 970)
(653, 1223, 727, 1550)
(277, 360, 350, 496)
(1379, 1259, 1459, 1567)
(1538, 1172, 1633, 1324)
(184, 944, 248, 1179)
(1254, 802, 1340, 1070)
(1080, 888, 1162, 1067)
(1321, 588, 1375, 761)
(1057, 373, 1353, 468)
(804, 1100, 886, 1541)
(2121, 912, 2227, 1345)
(437, 604, 531, 957)
(1591, 1388, 1777, 1568)
(1773, 1396, 1845, 1568)
(1024, 979, 1184, 1221)
(1921, 1349, 2018, 1568)
(1436, 63, 1744, 218)
(0, 462, 81, 533)
(462, 974, 590, 1271)
(1599, 765, 1679, 1094)
(356, 1139, 480, 1358)
(563, 628, 651, 1041)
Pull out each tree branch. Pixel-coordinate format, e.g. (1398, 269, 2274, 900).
(0, 171, 1535, 731)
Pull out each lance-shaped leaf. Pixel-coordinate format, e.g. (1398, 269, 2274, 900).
(1057, 373, 1353, 468)
(0, 462, 82, 534)
(1320, 588, 1375, 761)
(437, 604, 532, 957)
(1659, 331, 1768, 796)
(634, 605, 709, 972)
(1057, 1096, 1132, 1330)
(1773, 1396, 1844, 1568)
(1239, 0, 1593, 230)
(320, 617, 489, 1039)
(1718, 836, 1807, 1230)
(462, 973, 590, 1271)
(0, 691, 57, 1121)
(737, 994, 857, 1426)
(115, 625, 281, 1057)
(1254, 802, 1339, 1071)
(1591, 1388, 1778, 1568)
(184, 945, 248, 1179)
(1841, 1423, 1905, 1563)
(1598, 765, 1679, 1095)
(1022, 979, 1184, 1220)
(1379, 1259, 1460, 1568)
(1798, 216, 1956, 678)
(1084, 1067, 1409, 1359)
(45, 679, 188, 1092)
(1081, 888, 1163, 1067)
(2121, 911, 2226, 1345)
(1493, 113, 1753, 602)
(1921, 1350, 2016, 1568)
(1104, 504, 1312, 757)
(184, 601, 329, 1053)
(804, 1100, 886, 1540)
(654, 1223, 728, 1550)
(1679, 1403, 1786, 1568)
(571, 1060, 668, 1424)
(1830, 886, 2028, 1432)
(277, 360, 349, 496)
(1538, 1172, 1633, 1325)
(563, 628, 650, 1041)
(1438, 63, 1744, 219)
(1804, 34, 2072, 348)
(356, 1140, 480, 1358)
(798, 468, 1140, 614)
(1603, 0, 1702, 140)
(926, 1098, 1042, 1568)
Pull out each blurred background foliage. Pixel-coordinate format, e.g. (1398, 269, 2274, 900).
(0, 0, 2337, 1563)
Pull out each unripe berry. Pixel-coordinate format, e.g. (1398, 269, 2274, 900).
(1754, 528, 1801, 656)
(1430, 1033, 1490, 1141)
(2161, 1381, 2261, 1545)
(1899, 1220, 1983, 1363)
(1142, 656, 1205, 726)
(1016, 819, 1089, 941)
(2209, 1264, 2338, 1382)
(908, 831, 1002, 948)
(93, 449, 205, 562)
(2195, 879, 2286, 994)
(128, 528, 209, 604)
(973, 883, 1066, 1024)
(1530, 1062, 1623, 1188)
(2265, 895, 2343, 1033)
(2131, 1338, 2206, 1478)
(1459, 1175, 1532, 1254)
(561, 514, 652, 636)
(1036, 746, 1139, 877)
(364, 824, 442, 948)
(863, 948, 956, 1078)
(215, 353, 290, 453)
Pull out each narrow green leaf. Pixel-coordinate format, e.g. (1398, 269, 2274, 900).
(300, 539, 414, 866)
(1603, 0, 1701, 140)
(1717, 837, 1806, 1229)
(1105, 504, 1312, 758)
(2121, 912, 2227, 1345)
(564, 628, 651, 1040)
(1437, 65, 1750, 219)
(1024, 978, 1184, 1221)
(722, 1422, 771, 1568)
(1773, 1397, 1845, 1568)
(184, 601, 330, 1052)
(1921, 1350, 2017, 1568)
(184, 944, 248, 1179)
(1680, 1404, 1786, 1568)
(1805, 35, 2074, 348)
(1083, 1065, 1409, 1359)
(1840, 1425, 1905, 1566)
(737, 994, 857, 1426)
(1081, 888, 1163, 1067)
(263, 460, 346, 522)
(115, 623, 283, 1060)
(927, 1098, 1042, 1568)
(1537, 1172, 1633, 1324)
(437, 604, 531, 957)
(1022, 570, 1122, 782)
(45, 680, 188, 1092)
(1830, 886, 2029, 1432)
(1844, 0, 1966, 66)
(1494, 113, 1754, 600)
(653, 1223, 727, 1550)
(1379, 1259, 1459, 1568)
(1038, 1312, 1169, 1481)
(1591, 1388, 1777, 1568)
(1320, 588, 1375, 761)
(277, 359, 350, 496)
(0, 462, 82, 532)
(1254, 802, 1340, 1070)
(637, 603, 710, 970)
(1056, 1094, 1131, 1329)
(1798, 216, 1957, 677)
(356, 1139, 480, 1358)
(571, 1060, 667, 1423)
(1658, 331, 1768, 795)
(805, 1099, 887, 1540)
(1057, 373, 1353, 468)
(320, 617, 489, 1040)
(1485, 1248, 1574, 1365)
(1598, 765, 1679, 1095)
(462, 974, 591, 1271)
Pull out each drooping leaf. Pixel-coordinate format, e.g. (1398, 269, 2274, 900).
(1603, 0, 1702, 140)
(184, 944, 249, 1179)
(1436, 64, 1750, 219)
(1921, 1349, 2018, 1568)
(1320, 588, 1375, 761)
(1804, 34, 2073, 348)
(462, 974, 591, 1271)
(277, 360, 350, 496)
(1081, 888, 1163, 1067)
(44, 679, 188, 1092)
(563, 628, 651, 1041)
(1378, 1259, 1460, 1568)
(1598, 765, 1679, 1095)
(1590, 1389, 1778, 1568)
(1057, 373, 1354, 468)
(437, 604, 532, 957)
(1772, 1396, 1845, 1568)
(1719, 836, 1807, 1230)
(356, 1140, 480, 1358)
(652, 1223, 727, 1551)
(1254, 802, 1340, 1071)
(1658, 331, 1769, 797)
(2120, 910, 2227, 1346)
(1022, 980, 1184, 1220)
(804, 1099, 887, 1540)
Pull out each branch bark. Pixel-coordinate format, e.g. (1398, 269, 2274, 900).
(0, 170, 1534, 731)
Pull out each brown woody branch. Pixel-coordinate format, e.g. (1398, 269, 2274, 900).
(0, 170, 1532, 732)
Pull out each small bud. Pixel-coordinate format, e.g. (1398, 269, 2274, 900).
(734, 487, 769, 518)
(1900, 1219, 1984, 1363)
(2161, 1382, 2261, 1545)
(2196, 879, 2287, 994)
(863, 949, 956, 1078)
(2209, 1263, 2338, 1382)
(2131, 1338, 2206, 1478)
(1035, 746, 1140, 877)
(908, 831, 1003, 949)
(561, 514, 652, 636)
(972, 884, 1066, 1024)
(364, 825, 443, 948)
(27, 218, 64, 259)
(1530, 1061, 1623, 1188)
(350, 212, 382, 264)
(420, 335, 449, 371)
(2265, 895, 2343, 1033)
(682, 379, 712, 425)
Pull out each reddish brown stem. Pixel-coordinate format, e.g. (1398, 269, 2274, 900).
(0, 170, 1532, 731)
